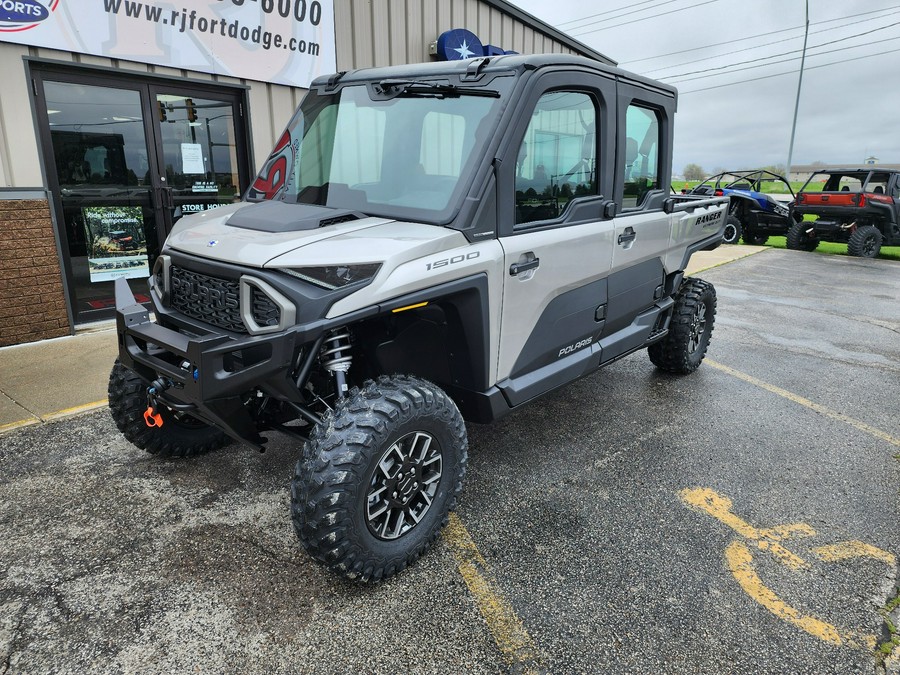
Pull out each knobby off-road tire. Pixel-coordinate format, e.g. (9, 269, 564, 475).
(786, 221, 819, 252)
(291, 375, 467, 582)
(648, 278, 716, 374)
(847, 225, 883, 258)
(722, 215, 742, 245)
(108, 360, 231, 457)
(742, 230, 769, 246)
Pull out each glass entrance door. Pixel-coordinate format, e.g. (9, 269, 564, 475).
(35, 70, 250, 324)
(42, 80, 160, 319)
(151, 89, 244, 222)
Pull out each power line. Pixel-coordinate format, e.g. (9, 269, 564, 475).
(559, 0, 685, 32)
(619, 3, 900, 66)
(660, 20, 900, 80)
(556, 0, 658, 28)
(667, 32, 900, 84)
(644, 8, 900, 75)
(678, 45, 900, 95)
(570, 0, 720, 36)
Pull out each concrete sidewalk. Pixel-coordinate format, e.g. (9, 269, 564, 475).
(0, 245, 769, 433)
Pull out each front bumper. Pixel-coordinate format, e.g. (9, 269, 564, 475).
(115, 277, 309, 449)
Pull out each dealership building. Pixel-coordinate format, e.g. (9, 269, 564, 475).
(0, 0, 609, 347)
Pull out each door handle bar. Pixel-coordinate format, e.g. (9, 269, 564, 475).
(509, 258, 540, 276)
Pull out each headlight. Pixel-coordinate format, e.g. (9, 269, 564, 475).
(280, 263, 381, 290)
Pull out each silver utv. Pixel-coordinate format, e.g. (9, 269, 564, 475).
(111, 54, 728, 581)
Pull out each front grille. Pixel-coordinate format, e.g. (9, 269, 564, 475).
(250, 287, 280, 328)
(170, 266, 245, 333)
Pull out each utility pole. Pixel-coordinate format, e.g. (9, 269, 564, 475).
(785, 0, 809, 182)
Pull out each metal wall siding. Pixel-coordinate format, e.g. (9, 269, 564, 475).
(387, 0, 408, 66)
(372, 0, 391, 67)
(0, 43, 41, 187)
(352, 0, 376, 68)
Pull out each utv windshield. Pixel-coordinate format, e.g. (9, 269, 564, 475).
(247, 78, 511, 224)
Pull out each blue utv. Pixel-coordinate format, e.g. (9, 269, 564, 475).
(689, 169, 797, 245)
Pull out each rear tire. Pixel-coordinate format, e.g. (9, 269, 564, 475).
(742, 230, 769, 246)
(847, 225, 882, 258)
(108, 360, 230, 457)
(649, 278, 716, 374)
(722, 216, 742, 245)
(291, 375, 467, 582)
(786, 221, 819, 252)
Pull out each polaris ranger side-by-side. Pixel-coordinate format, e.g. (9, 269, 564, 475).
(110, 54, 728, 581)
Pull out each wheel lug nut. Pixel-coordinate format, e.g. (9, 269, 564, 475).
(392, 491, 398, 498)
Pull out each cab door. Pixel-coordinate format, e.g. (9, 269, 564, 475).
(495, 72, 617, 406)
(601, 85, 676, 360)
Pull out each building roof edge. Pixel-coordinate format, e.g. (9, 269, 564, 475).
(480, 0, 616, 66)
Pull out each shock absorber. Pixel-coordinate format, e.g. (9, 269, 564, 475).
(321, 328, 352, 398)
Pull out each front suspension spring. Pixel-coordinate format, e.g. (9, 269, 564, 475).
(321, 328, 352, 398)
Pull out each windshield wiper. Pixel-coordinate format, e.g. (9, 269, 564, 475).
(376, 79, 500, 99)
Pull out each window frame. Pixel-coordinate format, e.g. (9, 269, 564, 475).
(497, 69, 616, 238)
(513, 90, 600, 229)
(613, 82, 675, 216)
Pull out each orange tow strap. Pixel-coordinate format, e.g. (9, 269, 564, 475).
(144, 406, 164, 427)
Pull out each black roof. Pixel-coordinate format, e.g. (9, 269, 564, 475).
(312, 53, 677, 99)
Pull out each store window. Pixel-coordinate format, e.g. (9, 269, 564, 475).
(623, 105, 660, 209)
(515, 92, 597, 226)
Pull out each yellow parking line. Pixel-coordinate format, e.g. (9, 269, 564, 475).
(41, 399, 108, 422)
(705, 359, 900, 448)
(0, 399, 108, 436)
(444, 513, 543, 672)
(0, 417, 41, 434)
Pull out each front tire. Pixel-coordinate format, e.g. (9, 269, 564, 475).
(291, 375, 467, 582)
(847, 225, 882, 258)
(108, 360, 231, 457)
(742, 230, 769, 246)
(649, 278, 716, 374)
(786, 221, 819, 251)
(722, 216, 742, 245)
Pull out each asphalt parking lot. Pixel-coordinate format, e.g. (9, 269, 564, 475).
(1, 248, 898, 674)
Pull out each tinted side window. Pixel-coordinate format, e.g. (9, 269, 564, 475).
(515, 92, 597, 226)
(623, 105, 660, 209)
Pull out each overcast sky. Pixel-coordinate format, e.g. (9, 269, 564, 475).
(514, 0, 899, 176)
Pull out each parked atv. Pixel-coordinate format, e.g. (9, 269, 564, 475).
(789, 169, 900, 258)
(690, 170, 796, 245)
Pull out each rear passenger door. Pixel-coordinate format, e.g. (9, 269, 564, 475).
(495, 70, 617, 405)
(601, 83, 676, 360)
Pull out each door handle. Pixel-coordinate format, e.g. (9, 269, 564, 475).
(618, 227, 636, 246)
(509, 257, 540, 276)
(156, 186, 174, 210)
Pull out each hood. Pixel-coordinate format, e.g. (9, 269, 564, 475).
(165, 201, 394, 266)
(265, 219, 468, 269)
